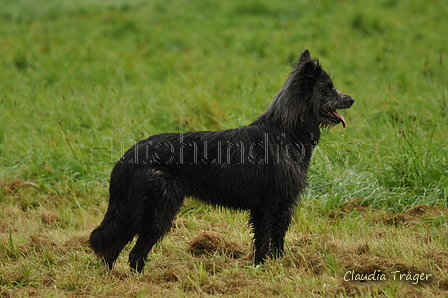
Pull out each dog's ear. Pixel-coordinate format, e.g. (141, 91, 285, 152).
(302, 59, 322, 77)
(298, 50, 311, 64)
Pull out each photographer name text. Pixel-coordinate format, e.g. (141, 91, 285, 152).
(343, 270, 432, 284)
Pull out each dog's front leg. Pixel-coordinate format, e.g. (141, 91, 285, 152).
(249, 208, 271, 264)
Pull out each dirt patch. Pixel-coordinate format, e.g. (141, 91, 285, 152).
(408, 205, 431, 216)
(0, 179, 39, 194)
(326, 198, 368, 219)
(381, 213, 417, 226)
(1, 179, 25, 194)
(39, 210, 61, 225)
(64, 235, 90, 250)
(407, 205, 446, 217)
(374, 205, 448, 226)
(188, 231, 244, 258)
(156, 269, 180, 282)
(20, 234, 59, 256)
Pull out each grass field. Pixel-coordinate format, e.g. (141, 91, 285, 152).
(1, 0, 447, 296)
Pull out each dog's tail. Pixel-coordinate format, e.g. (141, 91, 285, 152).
(89, 163, 134, 269)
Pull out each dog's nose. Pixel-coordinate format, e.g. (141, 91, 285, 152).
(345, 95, 355, 106)
(349, 96, 355, 104)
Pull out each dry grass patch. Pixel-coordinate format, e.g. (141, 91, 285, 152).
(1, 187, 448, 297)
(188, 231, 245, 258)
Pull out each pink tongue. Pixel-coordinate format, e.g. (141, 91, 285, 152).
(333, 111, 346, 128)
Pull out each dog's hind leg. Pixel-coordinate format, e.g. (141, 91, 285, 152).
(128, 181, 184, 273)
(268, 203, 296, 260)
(90, 215, 135, 270)
(89, 182, 135, 270)
(249, 208, 272, 265)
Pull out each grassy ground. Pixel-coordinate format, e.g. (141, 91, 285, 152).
(0, 0, 447, 297)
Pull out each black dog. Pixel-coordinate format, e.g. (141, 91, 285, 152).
(89, 50, 354, 272)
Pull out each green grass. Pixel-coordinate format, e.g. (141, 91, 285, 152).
(0, 0, 447, 296)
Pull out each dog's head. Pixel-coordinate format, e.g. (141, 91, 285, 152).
(296, 50, 355, 128)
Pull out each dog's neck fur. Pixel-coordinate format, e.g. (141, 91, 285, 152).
(251, 69, 321, 146)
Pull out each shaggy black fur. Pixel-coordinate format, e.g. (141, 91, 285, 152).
(89, 50, 354, 272)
